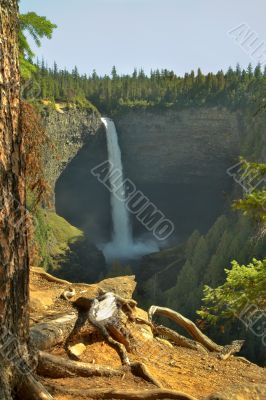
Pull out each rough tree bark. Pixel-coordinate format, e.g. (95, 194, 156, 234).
(0, 2, 52, 399)
(0, 0, 29, 397)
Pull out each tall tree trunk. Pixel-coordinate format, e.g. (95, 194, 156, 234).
(0, 0, 29, 398)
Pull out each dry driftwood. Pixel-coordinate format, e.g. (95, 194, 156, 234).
(87, 291, 135, 365)
(29, 293, 164, 388)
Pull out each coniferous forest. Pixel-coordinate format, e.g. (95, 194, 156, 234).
(27, 61, 266, 115)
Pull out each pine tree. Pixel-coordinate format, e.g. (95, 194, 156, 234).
(254, 63, 262, 79)
(19, 12, 56, 79)
(247, 63, 253, 79)
(111, 65, 118, 80)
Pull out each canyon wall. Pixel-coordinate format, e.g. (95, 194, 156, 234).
(54, 106, 242, 245)
(43, 108, 101, 199)
(114, 107, 242, 240)
(43, 108, 107, 282)
(115, 107, 241, 184)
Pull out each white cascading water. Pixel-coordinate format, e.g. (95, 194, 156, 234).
(101, 117, 133, 252)
(101, 117, 158, 261)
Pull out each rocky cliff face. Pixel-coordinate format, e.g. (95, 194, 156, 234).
(114, 107, 242, 240)
(43, 108, 101, 200)
(43, 108, 107, 282)
(115, 107, 241, 185)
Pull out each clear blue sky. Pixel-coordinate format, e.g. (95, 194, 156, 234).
(19, 0, 266, 77)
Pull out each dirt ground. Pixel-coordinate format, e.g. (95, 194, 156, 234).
(30, 268, 266, 400)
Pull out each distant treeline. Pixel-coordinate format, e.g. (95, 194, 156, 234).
(31, 61, 266, 113)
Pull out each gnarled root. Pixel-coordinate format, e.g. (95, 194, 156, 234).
(154, 325, 208, 354)
(31, 267, 71, 285)
(100, 324, 130, 365)
(30, 312, 78, 351)
(37, 351, 123, 378)
(38, 351, 161, 388)
(148, 306, 223, 352)
(130, 362, 162, 388)
(148, 306, 244, 357)
(217, 340, 245, 360)
(17, 373, 54, 400)
(47, 386, 199, 400)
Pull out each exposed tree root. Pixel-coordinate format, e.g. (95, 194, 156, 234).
(106, 323, 132, 351)
(37, 351, 123, 378)
(217, 340, 245, 360)
(25, 292, 245, 400)
(148, 306, 223, 352)
(31, 267, 71, 285)
(149, 306, 244, 355)
(18, 373, 54, 400)
(154, 325, 208, 354)
(96, 322, 130, 365)
(130, 362, 162, 388)
(47, 385, 199, 399)
(38, 352, 162, 389)
(30, 312, 78, 351)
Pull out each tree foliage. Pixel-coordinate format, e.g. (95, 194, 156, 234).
(198, 259, 266, 324)
(232, 160, 266, 224)
(198, 161, 266, 325)
(19, 12, 56, 79)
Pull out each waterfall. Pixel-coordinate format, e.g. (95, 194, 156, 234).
(101, 117, 133, 250)
(101, 117, 158, 262)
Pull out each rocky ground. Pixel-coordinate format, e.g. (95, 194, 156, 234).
(29, 268, 266, 400)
